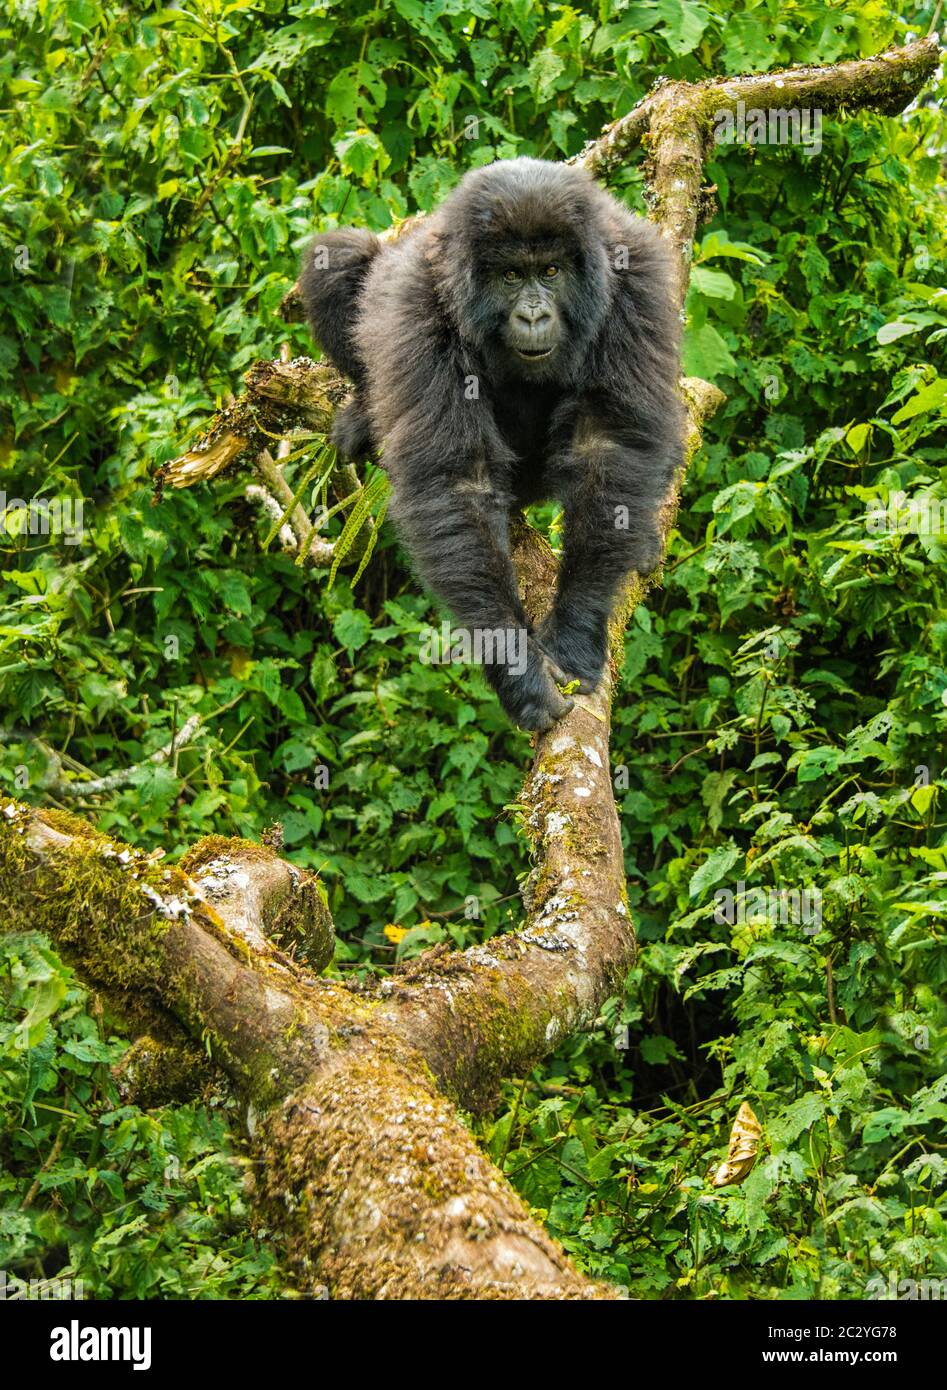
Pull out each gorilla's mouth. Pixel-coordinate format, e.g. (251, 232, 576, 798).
(515, 347, 554, 361)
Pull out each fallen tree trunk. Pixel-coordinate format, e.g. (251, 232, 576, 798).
(3, 38, 938, 1299)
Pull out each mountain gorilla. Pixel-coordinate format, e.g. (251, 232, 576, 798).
(298, 158, 683, 731)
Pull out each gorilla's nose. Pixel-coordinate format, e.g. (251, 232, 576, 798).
(514, 303, 551, 328)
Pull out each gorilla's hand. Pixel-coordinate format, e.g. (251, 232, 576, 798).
(536, 605, 608, 696)
(487, 636, 574, 732)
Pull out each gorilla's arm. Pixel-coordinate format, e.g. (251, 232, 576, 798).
(298, 228, 382, 460)
(385, 409, 573, 731)
(540, 425, 677, 689)
(539, 217, 684, 689)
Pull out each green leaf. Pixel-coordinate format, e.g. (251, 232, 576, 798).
(770, 1094, 825, 1147)
(689, 844, 741, 900)
(877, 320, 921, 345)
(689, 266, 737, 300)
(682, 321, 736, 378)
(891, 377, 947, 424)
(22, 975, 67, 1045)
(333, 608, 372, 656)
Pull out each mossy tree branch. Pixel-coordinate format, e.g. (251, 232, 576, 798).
(2, 800, 609, 1298)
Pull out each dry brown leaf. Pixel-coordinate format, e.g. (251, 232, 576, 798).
(710, 1101, 762, 1188)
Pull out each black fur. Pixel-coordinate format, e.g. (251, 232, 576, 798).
(299, 158, 684, 731)
(298, 227, 380, 385)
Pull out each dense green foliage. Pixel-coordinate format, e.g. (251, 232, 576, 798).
(1, 0, 945, 1299)
(0, 932, 279, 1297)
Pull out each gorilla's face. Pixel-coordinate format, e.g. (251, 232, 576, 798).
(475, 240, 587, 382)
(432, 159, 614, 384)
(493, 250, 569, 372)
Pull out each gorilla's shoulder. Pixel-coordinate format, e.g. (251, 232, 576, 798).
(353, 217, 463, 407)
(361, 219, 443, 316)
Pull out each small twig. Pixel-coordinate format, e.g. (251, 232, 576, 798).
(254, 449, 334, 567)
(1, 715, 204, 798)
(20, 1116, 70, 1210)
(245, 484, 297, 552)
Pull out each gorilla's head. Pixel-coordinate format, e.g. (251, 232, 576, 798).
(427, 159, 614, 383)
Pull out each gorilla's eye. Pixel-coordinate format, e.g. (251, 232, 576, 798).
(544, 265, 560, 278)
(503, 269, 522, 284)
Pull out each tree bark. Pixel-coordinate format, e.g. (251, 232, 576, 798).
(2, 804, 610, 1298)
